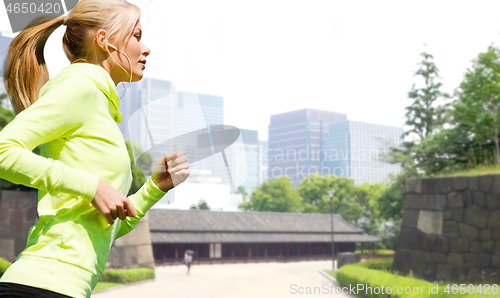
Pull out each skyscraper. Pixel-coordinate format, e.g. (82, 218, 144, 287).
(117, 77, 175, 166)
(325, 120, 403, 184)
(0, 32, 13, 109)
(268, 108, 348, 185)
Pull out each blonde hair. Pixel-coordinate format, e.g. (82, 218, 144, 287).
(3, 0, 141, 115)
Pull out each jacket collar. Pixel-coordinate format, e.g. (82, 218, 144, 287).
(63, 63, 123, 123)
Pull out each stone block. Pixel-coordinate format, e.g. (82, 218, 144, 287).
(393, 250, 412, 273)
(9, 209, 23, 227)
(450, 238, 470, 253)
(477, 254, 491, 268)
(463, 191, 473, 207)
(401, 209, 419, 228)
(443, 221, 459, 238)
(0, 208, 10, 226)
(337, 252, 361, 269)
(23, 208, 38, 224)
(479, 229, 492, 241)
(0, 239, 15, 256)
(417, 211, 443, 235)
(487, 194, 500, 211)
(417, 234, 437, 251)
(410, 251, 427, 275)
(479, 175, 495, 192)
(396, 227, 418, 250)
(422, 262, 437, 279)
(470, 241, 481, 253)
(0, 227, 10, 239)
(469, 176, 479, 191)
(14, 240, 27, 255)
(488, 211, 500, 228)
(436, 236, 449, 254)
(467, 267, 480, 281)
(459, 223, 478, 240)
(114, 218, 151, 247)
(444, 210, 453, 220)
(493, 175, 500, 193)
(453, 176, 469, 191)
(136, 244, 155, 268)
(482, 241, 495, 253)
(464, 206, 490, 228)
(423, 178, 454, 194)
(431, 252, 447, 263)
(473, 192, 487, 207)
(464, 254, 477, 268)
(436, 264, 453, 280)
(448, 192, 464, 208)
(405, 178, 422, 194)
(493, 229, 500, 240)
(447, 253, 464, 266)
(493, 255, 500, 268)
(427, 195, 447, 211)
(453, 208, 464, 223)
(404, 194, 428, 210)
(451, 266, 467, 281)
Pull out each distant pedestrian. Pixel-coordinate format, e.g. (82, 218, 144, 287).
(184, 253, 193, 275)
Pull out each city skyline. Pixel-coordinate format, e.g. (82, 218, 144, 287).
(3, 1, 500, 141)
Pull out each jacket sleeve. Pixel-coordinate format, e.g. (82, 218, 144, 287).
(115, 176, 167, 239)
(0, 75, 101, 202)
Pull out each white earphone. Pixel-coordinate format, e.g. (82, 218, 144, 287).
(107, 42, 132, 98)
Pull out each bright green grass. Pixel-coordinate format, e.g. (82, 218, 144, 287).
(355, 249, 395, 255)
(430, 164, 500, 178)
(324, 270, 337, 279)
(93, 282, 122, 292)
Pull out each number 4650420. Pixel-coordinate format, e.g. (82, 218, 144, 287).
(5, 2, 62, 14)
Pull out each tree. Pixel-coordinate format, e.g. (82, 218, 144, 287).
(351, 182, 387, 237)
(390, 51, 451, 175)
(451, 45, 500, 166)
(239, 176, 303, 212)
(190, 199, 210, 210)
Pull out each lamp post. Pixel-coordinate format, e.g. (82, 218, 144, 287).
(327, 190, 335, 270)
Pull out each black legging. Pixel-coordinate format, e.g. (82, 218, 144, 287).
(0, 282, 72, 298)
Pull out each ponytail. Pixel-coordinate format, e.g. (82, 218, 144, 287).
(3, 0, 141, 115)
(3, 15, 65, 115)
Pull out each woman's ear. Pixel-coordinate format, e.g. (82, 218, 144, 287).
(95, 29, 109, 52)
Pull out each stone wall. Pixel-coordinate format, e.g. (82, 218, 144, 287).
(0, 190, 38, 263)
(393, 175, 500, 283)
(0, 190, 155, 270)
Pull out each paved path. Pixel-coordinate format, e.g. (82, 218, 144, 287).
(92, 260, 360, 298)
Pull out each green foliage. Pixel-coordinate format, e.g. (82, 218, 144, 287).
(351, 183, 387, 238)
(239, 176, 303, 212)
(357, 258, 393, 272)
(125, 140, 148, 196)
(336, 263, 494, 298)
(99, 267, 155, 284)
(190, 199, 210, 210)
(0, 257, 12, 278)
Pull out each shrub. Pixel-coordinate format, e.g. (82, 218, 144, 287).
(100, 267, 155, 284)
(336, 264, 496, 298)
(358, 259, 393, 272)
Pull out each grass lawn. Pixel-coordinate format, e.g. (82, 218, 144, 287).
(430, 164, 500, 177)
(93, 282, 122, 292)
(323, 270, 337, 279)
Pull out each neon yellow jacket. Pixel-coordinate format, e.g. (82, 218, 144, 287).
(0, 63, 167, 298)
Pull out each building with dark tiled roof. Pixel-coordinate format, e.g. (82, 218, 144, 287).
(148, 209, 380, 263)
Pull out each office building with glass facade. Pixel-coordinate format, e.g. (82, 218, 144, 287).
(268, 109, 348, 185)
(325, 120, 403, 184)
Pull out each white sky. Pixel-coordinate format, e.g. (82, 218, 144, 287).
(2, 0, 500, 140)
